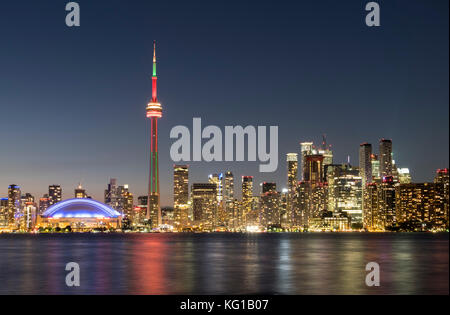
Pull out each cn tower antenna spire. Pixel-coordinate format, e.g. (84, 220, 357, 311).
(153, 40, 157, 76)
(151, 40, 158, 102)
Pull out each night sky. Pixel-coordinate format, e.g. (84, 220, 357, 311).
(0, 0, 448, 206)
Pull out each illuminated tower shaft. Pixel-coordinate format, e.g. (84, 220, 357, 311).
(146, 41, 163, 227)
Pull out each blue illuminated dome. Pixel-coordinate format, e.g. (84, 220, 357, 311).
(42, 199, 121, 219)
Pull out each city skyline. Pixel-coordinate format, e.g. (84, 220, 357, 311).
(0, 0, 449, 206)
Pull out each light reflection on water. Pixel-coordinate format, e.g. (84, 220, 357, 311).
(0, 233, 447, 295)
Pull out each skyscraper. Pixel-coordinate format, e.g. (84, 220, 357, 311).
(359, 143, 372, 188)
(378, 175, 396, 229)
(359, 143, 372, 227)
(192, 183, 217, 231)
(300, 142, 313, 181)
(48, 185, 62, 206)
(117, 185, 133, 218)
(293, 181, 310, 228)
(396, 182, 447, 231)
(8, 185, 21, 225)
(0, 198, 8, 227)
(435, 168, 449, 225)
(174, 165, 189, 229)
(379, 139, 393, 178)
(371, 154, 380, 180)
(304, 155, 324, 186)
(287, 153, 298, 193)
(260, 183, 280, 227)
(241, 176, 254, 227)
(104, 179, 118, 209)
(363, 183, 379, 231)
(224, 171, 235, 229)
(146, 41, 163, 228)
(38, 194, 50, 215)
(208, 173, 223, 203)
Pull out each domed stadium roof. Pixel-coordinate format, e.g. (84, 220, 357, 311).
(42, 199, 121, 219)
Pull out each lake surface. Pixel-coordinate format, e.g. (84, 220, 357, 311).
(0, 233, 448, 295)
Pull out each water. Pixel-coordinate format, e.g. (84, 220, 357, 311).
(0, 233, 448, 295)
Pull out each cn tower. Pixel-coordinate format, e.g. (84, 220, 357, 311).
(146, 41, 162, 228)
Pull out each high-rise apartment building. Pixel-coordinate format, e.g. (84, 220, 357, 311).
(363, 183, 379, 231)
(300, 142, 314, 181)
(223, 171, 236, 229)
(8, 184, 21, 224)
(38, 194, 50, 215)
(192, 183, 217, 231)
(396, 183, 447, 230)
(371, 154, 380, 180)
(304, 155, 324, 186)
(173, 165, 189, 229)
(105, 179, 118, 209)
(379, 139, 393, 178)
(260, 182, 280, 227)
(48, 185, 62, 206)
(293, 181, 310, 228)
(434, 168, 449, 227)
(378, 176, 396, 229)
(287, 153, 298, 193)
(0, 198, 8, 227)
(241, 176, 254, 227)
(359, 143, 372, 187)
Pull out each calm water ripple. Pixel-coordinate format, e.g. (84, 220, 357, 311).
(0, 233, 448, 295)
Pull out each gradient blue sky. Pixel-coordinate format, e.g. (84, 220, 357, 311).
(0, 0, 448, 206)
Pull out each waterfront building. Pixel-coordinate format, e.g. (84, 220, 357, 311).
(192, 183, 217, 231)
(395, 182, 447, 231)
(122, 187, 134, 219)
(241, 176, 254, 227)
(434, 168, 449, 225)
(37, 199, 122, 232)
(104, 179, 119, 210)
(173, 165, 189, 230)
(309, 213, 351, 232)
(378, 176, 396, 230)
(8, 184, 21, 225)
(293, 181, 310, 229)
(21, 202, 36, 231)
(309, 182, 328, 220)
(260, 182, 280, 228)
(327, 164, 362, 225)
(287, 153, 298, 193)
(287, 153, 298, 227)
(363, 183, 379, 231)
(0, 198, 8, 227)
(223, 171, 236, 229)
(279, 189, 289, 228)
